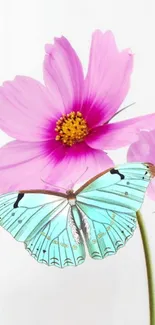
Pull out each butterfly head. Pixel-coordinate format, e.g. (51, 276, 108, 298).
(66, 189, 76, 198)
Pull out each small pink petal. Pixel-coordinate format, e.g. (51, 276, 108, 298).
(147, 180, 155, 201)
(42, 142, 114, 191)
(127, 130, 155, 201)
(127, 130, 155, 164)
(0, 76, 59, 141)
(0, 139, 62, 193)
(44, 36, 84, 113)
(86, 113, 155, 150)
(81, 30, 133, 128)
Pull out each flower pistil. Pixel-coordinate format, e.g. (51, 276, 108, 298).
(55, 111, 89, 146)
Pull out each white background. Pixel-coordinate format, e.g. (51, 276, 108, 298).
(0, 0, 155, 324)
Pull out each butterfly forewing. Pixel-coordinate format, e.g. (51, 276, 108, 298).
(0, 193, 67, 241)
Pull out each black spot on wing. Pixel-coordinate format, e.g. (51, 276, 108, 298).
(110, 168, 125, 180)
(13, 193, 25, 208)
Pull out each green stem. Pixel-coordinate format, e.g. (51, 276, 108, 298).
(137, 211, 155, 325)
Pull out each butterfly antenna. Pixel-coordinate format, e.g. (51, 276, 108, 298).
(71, 167, 89, 188)
(40, 177, 66, 191)
(106, 102, 136, 124)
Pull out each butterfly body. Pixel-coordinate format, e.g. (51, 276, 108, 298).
(0, 162, 154, 268)
(66, 191, 77, 207)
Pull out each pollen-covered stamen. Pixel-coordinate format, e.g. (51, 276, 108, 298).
(55, 111, 89, 146)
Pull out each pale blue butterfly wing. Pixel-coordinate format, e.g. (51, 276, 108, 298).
(0, 192, 85, 267)
(0, 162, 153, 267)
(75, 163, 152, 259)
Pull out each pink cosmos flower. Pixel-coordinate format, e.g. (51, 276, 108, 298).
(128, 130, 155, 200)
(0, 30, 155, 193)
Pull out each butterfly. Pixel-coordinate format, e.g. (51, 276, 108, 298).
(0, 162, 154, 268)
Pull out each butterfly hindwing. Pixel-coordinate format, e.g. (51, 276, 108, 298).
(76, 203, 136, 259)
(76, 163, 152, 259)
(0, 192, 85, 268)
(25, 205, 85, 268)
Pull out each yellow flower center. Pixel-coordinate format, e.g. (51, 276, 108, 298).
(55, 111, 89, 146)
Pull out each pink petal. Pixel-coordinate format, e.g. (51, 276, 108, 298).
(127, 130, 155, 164)
(127, 130, 155, 201)
(0, 140, 62, 193)
(81, 30, 133, 128)
(0, 139, 113, 194)
(44, 36, 84, 113)
(147, 180, 155, 201)
(0, 76, 59, 141)
(86, 113, 155, 150)
(42, 142, 114, 191)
